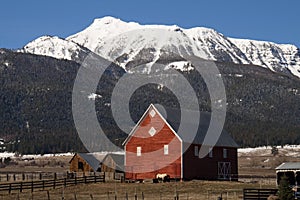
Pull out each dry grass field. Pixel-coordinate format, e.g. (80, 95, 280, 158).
(0, 146, 299, 199)
(0, 180, 276, 200)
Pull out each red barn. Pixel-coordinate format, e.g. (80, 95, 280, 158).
(123, 104, 238, 181)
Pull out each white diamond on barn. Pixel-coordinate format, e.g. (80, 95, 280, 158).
(149, 109, 156, 117)
(148, 127, 157, 136)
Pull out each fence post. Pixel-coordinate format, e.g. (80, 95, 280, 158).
(6, 174, 9, 181)
(40, 173, 42, 180)
(8, 183, 11, 194)
(20, 182, 23, 193)
(62, 188, 65, 200)
(43, 180, 45, 190)
(90, 194, 94, 200)
(64, 178, 66, 187)
(13, 174, 16, 181)
(31, 181, 34, 192)
(84, 176, 87, 184)
(142, 192, 144, 200)
(22, 173, 25, 181)
(74, 192, 77, 200)
(53, 179, 56, 189)
(94, 175, 96, 183)
(47, 190, 50, 200)
(75, 176, 77, 185)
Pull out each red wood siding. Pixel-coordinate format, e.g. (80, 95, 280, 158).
(183, 143, 238, 180)
(125, 108, 182, 180)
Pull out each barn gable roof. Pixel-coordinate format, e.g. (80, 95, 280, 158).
(123, 104, 238, 148)
(122, 104, 182, 145)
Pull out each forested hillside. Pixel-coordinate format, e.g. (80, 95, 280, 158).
(0, 49, 299, 154)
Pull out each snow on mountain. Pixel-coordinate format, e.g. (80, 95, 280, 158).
(229, 38, 300, 77)
(164, 61, 194, 72)
(21, 16, 300, 78)
(67, 17, 250, 65)
(21, 36, 90, 62)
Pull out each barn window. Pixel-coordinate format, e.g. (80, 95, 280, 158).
(164, 145, 169, 155)
(137, 146, 141, 156)
(223, 148, 228, 159)
(148, 127, 157, 136)
(150, 109, 156, 117)
(78, 161, 84, 171)
(194, 146, 199, 157)
(209, 147, 213, 158)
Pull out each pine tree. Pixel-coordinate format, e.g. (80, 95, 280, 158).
(278, 175, 294, 200)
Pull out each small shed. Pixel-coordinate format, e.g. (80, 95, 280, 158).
(276, 162, 300, 185)
(102, 154, 124, 173)
(70, 153, 125, 174)
(69, 153, 106, 172)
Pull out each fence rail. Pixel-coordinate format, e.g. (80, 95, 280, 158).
(243, 188, 278, 200)
(0, 174, 104, 194)
(0, 171, 103, 182)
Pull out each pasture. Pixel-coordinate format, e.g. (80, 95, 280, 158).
(0, 180, 276, 199)
(1, 146, 299, 199)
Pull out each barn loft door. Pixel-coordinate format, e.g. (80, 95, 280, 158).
(218, 162, 231, 180)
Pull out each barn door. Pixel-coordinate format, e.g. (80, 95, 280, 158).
(218, 162, 231, 180)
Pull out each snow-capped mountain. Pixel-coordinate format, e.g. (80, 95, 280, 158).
(21, 36, 91, 63)
(22, 16, 300, 78)
(229, 38, 300, 77)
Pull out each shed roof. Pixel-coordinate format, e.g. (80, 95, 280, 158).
(276, 162, 300, 171)
(104, 153, 125, 172)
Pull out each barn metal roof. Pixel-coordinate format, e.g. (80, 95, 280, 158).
(276, 162, 300, 171)
(155, 105, 239, 148)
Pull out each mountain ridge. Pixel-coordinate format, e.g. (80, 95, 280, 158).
(21, 16, 300, 78)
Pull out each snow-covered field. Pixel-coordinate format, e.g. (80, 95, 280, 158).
(238, 145, 300, 157)
(0, 152, 74, 159)
(0, 146, 298, 159)
(0, 151, 125, 159)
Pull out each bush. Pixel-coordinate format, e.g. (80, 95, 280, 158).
(278, 175, 294, 200)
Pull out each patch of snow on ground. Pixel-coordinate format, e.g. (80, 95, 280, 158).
(0, 151, 124, 159)
(88, 93, 102, 100)
(238, 145, 300, 157)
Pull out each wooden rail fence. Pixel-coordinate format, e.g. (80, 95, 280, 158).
(0, 174, 104, 194)
(243, 188, 278, 200)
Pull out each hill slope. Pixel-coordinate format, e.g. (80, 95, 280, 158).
(1, 49, 300, 153)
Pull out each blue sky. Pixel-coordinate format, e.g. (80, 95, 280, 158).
(1, 0, 299, 49)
